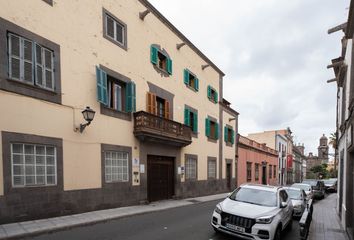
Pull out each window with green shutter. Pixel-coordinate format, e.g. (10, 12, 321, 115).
(207, 85, 218, 103)
(184, 107, 198, 134)
(96, 66, 136, 113)
(205, 117, 218, 140)
(224, 126, 235, 145)
(184, 69, 199, 91)
(150, 45, 172, 75)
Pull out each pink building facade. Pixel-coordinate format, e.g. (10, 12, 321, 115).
(237, 135, 278, 186)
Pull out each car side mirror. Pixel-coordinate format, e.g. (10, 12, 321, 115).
(280, 202, 288, 208)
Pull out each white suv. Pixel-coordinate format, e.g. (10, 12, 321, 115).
(211, 184, 293, 240)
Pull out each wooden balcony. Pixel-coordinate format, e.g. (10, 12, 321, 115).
(133, 111, 192, 147)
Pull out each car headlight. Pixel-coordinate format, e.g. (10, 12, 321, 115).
(214, 204, 222, 214)
(256, 215, 274, 224)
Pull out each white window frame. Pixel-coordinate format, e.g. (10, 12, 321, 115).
(11, 143, 57, 187)
(208, 160, 216, 179)
(8, 33, 55, 91)
(35, 44, 55, 90)
(8, 33, 34, 84)
(105, 14, 125, 46)
(105, 151, 129, 183)
(185, 158, 197, 180)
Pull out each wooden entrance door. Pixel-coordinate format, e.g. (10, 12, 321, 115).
(262, 165, 267, 185)
(147, 155, 174, 202)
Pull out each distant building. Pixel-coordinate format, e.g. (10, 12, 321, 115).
(293, 144, 306, 183)
(237, 135, 278, 186)
(306, 134, 329, 178)
(248, 129, 292, 185)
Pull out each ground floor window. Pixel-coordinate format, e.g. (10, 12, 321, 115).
(208, 159, 216, 179)
(11, 143, 57, 187)
(269, 164, 272, 178)
(185, 157, 197, 180)
(247, 162, 252, 181)
(255, 163, 259, 181)
(104, 151, 129, 182)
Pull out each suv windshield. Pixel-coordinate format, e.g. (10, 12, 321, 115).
(324, 179, 336, 185)
(302, 180, 317, 187)
(285, 189, 302, 200)
(229, 187, 277, 207)
(292, 184, 311, 192)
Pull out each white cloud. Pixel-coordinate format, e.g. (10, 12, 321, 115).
(149, 0, 349, 154)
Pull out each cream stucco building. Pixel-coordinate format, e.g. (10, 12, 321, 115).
(0, 0, 238, 223)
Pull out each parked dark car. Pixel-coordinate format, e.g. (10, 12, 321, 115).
(323, 178, 337, 193)
(302, 179, 325, 199)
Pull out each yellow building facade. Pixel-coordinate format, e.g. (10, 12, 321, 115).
(0, 0, 238, 223)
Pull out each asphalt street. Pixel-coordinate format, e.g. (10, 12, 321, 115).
(27, 199, 299, 240)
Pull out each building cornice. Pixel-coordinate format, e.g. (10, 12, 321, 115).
(138, 0, 225, 77)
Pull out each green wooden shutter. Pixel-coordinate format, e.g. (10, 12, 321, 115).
(96, 66, 108, 105)
(193, 112, 198, 133)
(150, 45, 158, 65)
(215, 122, 219, 139)
(205, 118, 210, 137)
(184, 69, 189, 85)
(207, 85, 211, 99)
(231, 129, 235, 144)
(184, 108, 190, 126)
(126, 82, 136, 112)
(224, 126, 228, 142)
(167, 58, 172, 75)
(214, 90, 218, 103)
(195, 78, 199, 91)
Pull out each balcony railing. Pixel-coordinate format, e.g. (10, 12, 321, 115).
(133, 111, 192, 147)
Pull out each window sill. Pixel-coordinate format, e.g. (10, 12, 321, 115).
(103, 34, 128, 51)
(185, 84, 198, 92)
(100, 104, 132, 121)
(152, 64, 170, 77)
(208, 98, 217, 104)
(207, 137, 218, 143)
(0, 77, 61, 104)
(226, 142, 233, 147)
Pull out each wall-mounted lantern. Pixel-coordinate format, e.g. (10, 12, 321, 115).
(77, 106, 95, 133)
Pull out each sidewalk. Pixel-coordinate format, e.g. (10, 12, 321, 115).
(308, 193, 349, 240)
(0, 192, 228, 240)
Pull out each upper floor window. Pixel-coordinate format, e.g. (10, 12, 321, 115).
(207, 85, 218, 103)
(205, 117, 219, 140)
(104, 10, 127, 50)
(8, 33, 55, 91)
(96, 66, 136, 113)
(184, 107, 198, 134)
(183, 69, 199, 91)
(146, 92, 170, 119)
(150, 45, 172, 75)
(224, 126, 235, 145)
(11, 143, 57, 187)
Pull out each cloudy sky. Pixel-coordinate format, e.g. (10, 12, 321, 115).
(149, 0, 349, 154)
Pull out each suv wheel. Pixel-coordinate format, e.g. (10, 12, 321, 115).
(273, 226, 281, 240)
